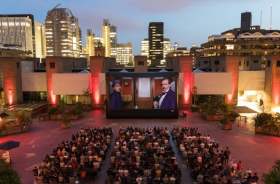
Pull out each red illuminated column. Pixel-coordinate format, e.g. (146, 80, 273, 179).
(46, 57, 59, 106)
(270, 56, 280, 110)
(225, 56, 239, 105)
(179, 56, 193, 108)
(90, 56, 105, 108)
(2, 61, 22, 105)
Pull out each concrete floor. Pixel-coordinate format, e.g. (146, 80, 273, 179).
(1, 110, 280, 184)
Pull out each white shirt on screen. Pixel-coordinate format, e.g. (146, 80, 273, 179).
(159, 89, 169, 108)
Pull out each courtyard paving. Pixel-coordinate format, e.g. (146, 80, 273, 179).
(0, 110, 279, 183)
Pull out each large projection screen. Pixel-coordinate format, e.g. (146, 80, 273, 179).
(194, 73, 232, 95)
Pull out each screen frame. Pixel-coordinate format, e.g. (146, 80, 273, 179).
(105, 71, 179, 119)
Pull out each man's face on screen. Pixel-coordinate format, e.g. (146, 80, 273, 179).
(161, 79, 170, 93)
(113, 83, 121, 92)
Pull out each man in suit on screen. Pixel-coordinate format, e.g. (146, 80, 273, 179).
(154, 78, 176, 110)
(109, 80, 123, 110)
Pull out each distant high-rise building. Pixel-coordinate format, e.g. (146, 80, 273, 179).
(111, 43, 133, 65)
(141, 38, 149, 63)
(110, 25, 117, 48)
(148, 22, 164, 66)
(86, 29, 95, 57)
(45, 7, 82, 57)
(241, 12, 252, 32)
(162, 38, 173, 65)
(34, 21, 46, 58)
(102, 19, 111, 57)
(0, 14, 35, 57)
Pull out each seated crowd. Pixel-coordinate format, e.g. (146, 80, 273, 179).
(33, 128, 112, 184)
(172, 128, 259, 184)
(107, 127, 181, 184)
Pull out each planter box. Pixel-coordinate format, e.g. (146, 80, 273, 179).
(255, 127, 280, 137)
(205, 114, 224, 121)
(222, 122, 233, 130)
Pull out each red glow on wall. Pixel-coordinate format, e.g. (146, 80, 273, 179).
(225, 56, 239, 105)
(50, 90, 57, 106)
(8, 90, 13, 105)
(91, 75, 100, 105)
(272, 67, 280, 105)
(183, 72, 192, 105)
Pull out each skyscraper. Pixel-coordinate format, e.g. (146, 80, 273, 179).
(148, 22, 164, 66)
(141, 38, 149, 63)
(34, 21, 46, 58)
(110, 25, 117, 48)
(111, 43, 133, 65)
(102, 19, 111, 57)
(241, 12, 252, 32)
(86, 29, 95, 57)
(162, 38, 173, 65)
(45, 7, 82, 57)
(0, 14, 35, 57)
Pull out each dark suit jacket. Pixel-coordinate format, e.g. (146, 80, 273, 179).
(109, 91, 123, 110)
(160, 90, 177, 110)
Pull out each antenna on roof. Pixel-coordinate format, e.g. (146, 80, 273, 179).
(270, 6, 272, 30)
(52, 4, 61, 10)
(260, 10, 262, 28)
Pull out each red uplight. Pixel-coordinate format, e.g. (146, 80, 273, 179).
(8, 90, 13, 105)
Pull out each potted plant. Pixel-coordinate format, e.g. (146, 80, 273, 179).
(220, 106, 239, 130)
(60, 113, 71, 129)
(264, 160, 280, 184)
(254, 113, 274, 134)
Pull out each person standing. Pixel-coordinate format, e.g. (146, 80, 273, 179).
(109, 80, 123, 110)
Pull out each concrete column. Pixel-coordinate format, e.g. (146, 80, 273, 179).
(90, 56, 105, 108)
(267, 56, 280, 112)
(225, 56, 240, 105)
(0, 60, 22, 105)
(178, 56, 193, 109)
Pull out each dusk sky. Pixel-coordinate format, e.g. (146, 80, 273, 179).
(1, 0, 280, 54)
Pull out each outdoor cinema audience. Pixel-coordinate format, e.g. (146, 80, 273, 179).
(107, 127, 181, 184)
(172, 127, 259, 184)
(33, 128, 112, 184)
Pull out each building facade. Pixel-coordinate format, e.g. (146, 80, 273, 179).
(45, 7, 82, 57)
(148, 22, 164, 66)
(111, 43, 133, 65)
(86, 29, 95, 57)
(0, 14, 35, 57)
(102, 19, 111, 57)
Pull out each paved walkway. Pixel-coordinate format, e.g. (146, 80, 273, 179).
(0, 110, 279, 183)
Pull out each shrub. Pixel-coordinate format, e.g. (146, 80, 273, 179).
(264, 160, 280, 184)
(0, 159, 20, 184)
(254, 113, 274, 128)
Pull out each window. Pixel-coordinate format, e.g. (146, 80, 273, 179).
(138, 61, 144, 66)
(254, 60, 258, 64)
(277, 61, 280, 67)
(203, 61, 208, 64)
(267, 60, 271, 67)
(214, 60, 220, 65)
(50, 62, 55, 69)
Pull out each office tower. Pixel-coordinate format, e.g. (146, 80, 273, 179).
(241, 12, 252, 32)
(0, 14, 35, 57)
(45, 7, 82, 57)
(111, 43, 133, 65)
(148, 22, 164, 66)
(110, 25, 117, 48)
(141, 38, 149, 58)
(34, 21, 46, 58)
(102, 19, 111, 57)
(86, 29, 95, 57)
(162, 38, 173, 65)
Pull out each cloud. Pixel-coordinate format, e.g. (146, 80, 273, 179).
(123, 0, 258, 13)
